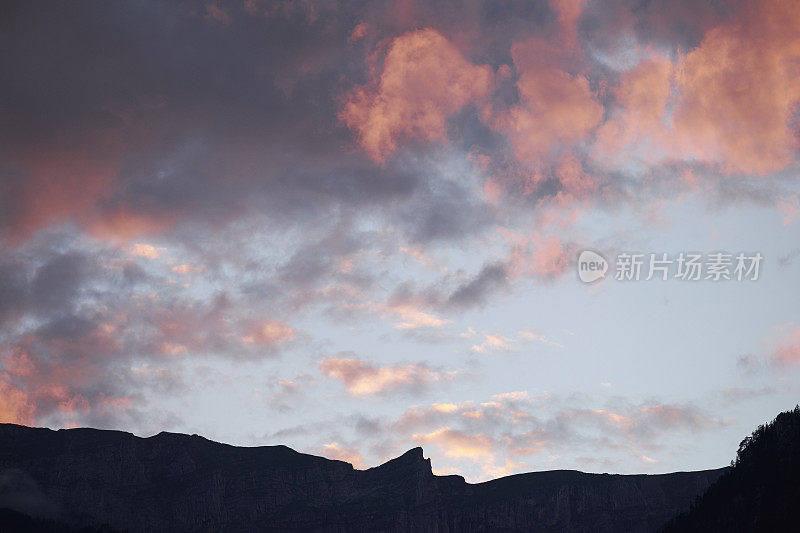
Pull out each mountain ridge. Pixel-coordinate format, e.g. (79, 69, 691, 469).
(0, 422, 724, 532)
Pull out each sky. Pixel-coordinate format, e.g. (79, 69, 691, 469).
(1, 0, 799, 482)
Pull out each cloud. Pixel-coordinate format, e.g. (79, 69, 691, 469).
(171, 264, 204, 275)
(495, 37, 603, 166)
(772, 325, 800, 366)
(481, 458, 526, 479)
(341, 299, 448, 330)
(777, 195, 800, 226)
(319, 356, 444, 395)
(372, 393, 725, 480)
(0, 128, 125, 244)
(593, 0, 800, 177)
(507, 232, 574, 279)
(739, 323, 800, 371)
(447, 262, 509, 310)
(0, 0, 795, 476)
(0, 376, 35, 425)
(340, 28, 493, 162)
(518, 330, 564, 348)
(413, 427, 495, 460)
(319, 442, 366, 469)
(670, 0, 800, 175)
(128, 243, 165, 259)
(592, 52, 675, 170)
(470, 332, 513, 354)
(241, 320, 295, 347)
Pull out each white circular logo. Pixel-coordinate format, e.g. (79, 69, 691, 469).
(578, 250, 608, 283)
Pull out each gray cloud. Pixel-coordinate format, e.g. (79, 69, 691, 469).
(447, 262, 510, 310)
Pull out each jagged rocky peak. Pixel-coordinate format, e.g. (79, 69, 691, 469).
(370, 447, 431, 474)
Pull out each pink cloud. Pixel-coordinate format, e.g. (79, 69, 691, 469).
(87, 206, 175, 244)
(490, 0, 601, 176)
(495, 37, 603, 167)
(595, 0, 800, 177)
(319, 356, 442, 395)
(340, 28, 493, 162)
(127, 243, 165, 259)
(773, 325, 800, 366)
(470, 332, 513, 354)
(507, 232, 573, 279)
(205, 3, 230, 26)
(2, 129, 124, 245)
(0, 376, 35, 425)
(413, 427, 495, 461)
(241, 320, 295, 346)
(348, 22, 368, 43)
(671, 0, 800, 175)
(518, 330, 564, 348)
(593, 52, 675, 169)
(777, 195, 800, 226)
(320, 442, 367, 469)
(342, 300, 447, 330)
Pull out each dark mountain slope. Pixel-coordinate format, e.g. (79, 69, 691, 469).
(661, 405, 800, 532)
(0, 423, 723, 532)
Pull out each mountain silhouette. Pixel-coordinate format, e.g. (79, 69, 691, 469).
(0, 423, 723, 532)
(661, 405, 800, 532)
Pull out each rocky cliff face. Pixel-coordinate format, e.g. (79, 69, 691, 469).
(0, 424, 724, 532)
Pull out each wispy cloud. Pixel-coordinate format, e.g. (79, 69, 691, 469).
(319, 356, 450, 395)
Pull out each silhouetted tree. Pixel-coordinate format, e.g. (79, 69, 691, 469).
(661, 405, 800, 532)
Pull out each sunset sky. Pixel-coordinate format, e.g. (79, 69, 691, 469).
(1, 0, 799, 481)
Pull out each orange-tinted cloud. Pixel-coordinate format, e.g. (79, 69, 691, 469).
(319, 356, 441, 395)
(342, 300, 448, 330)
(0, 376, 35, 424)
(87, 206, 174, 244)
(241, 320, 295, 346)
(340, 28, 493, 162)
(494, 34, 603, 167)
(413, 427, 494, 461)
(320, 442, 366, 469)
(348, 22, 368, 43)
(777, 194, 800, 226)
(550, 0, 588, 49)
(672, 0, 800, 175)
(773, 325, 800, 366)
(593, 52, 675, 169)
(507, 232, 573, 279)
(595, 0, 800, 176)
(0, 324, 130, 426)
(127, 243, 165, 259)
(518, 330, 564, 348)
(470, 332, 512, 354)
(172, 264, 205, 275)
(1, 130, 124, 245)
